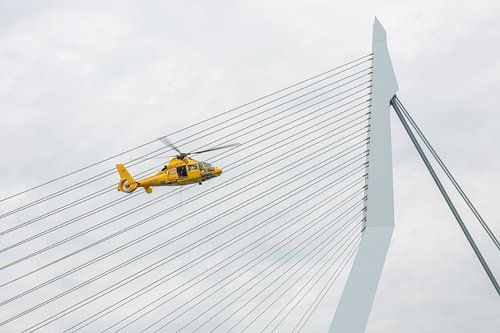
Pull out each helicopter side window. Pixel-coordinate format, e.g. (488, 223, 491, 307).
(198, 162, 206, 172)
(177, 166, 188, 178)
(188, 164, 198, 171)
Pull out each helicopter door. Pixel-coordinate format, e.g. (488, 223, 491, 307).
(188, 164, 199, 174)
(177, 166, 188, 178)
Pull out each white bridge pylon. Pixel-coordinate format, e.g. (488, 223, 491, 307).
(329, 17, 398, 333)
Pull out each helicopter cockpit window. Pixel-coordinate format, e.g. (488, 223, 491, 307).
(203, 162, 215, 172)
(198, 162, 206, 172)
(188, 164, 198, 171)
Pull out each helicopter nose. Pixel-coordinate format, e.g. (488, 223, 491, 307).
(215, 167, 222, 176)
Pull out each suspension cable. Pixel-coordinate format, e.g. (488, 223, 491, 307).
(234, 223, 364, 330)
(18, 156, 367, 333)
(11, 148, 368, 331)
(151, 202, 365, 333)
(292, 239, 361, 333)
(0, 56, 379, 332)
(225, 219, 363, 332)
(392, 95, 499, 252)
(391, 96, 499, 296)
(0, 54, 372, 203)
(0, 141, 368, 316)
(67, 177, 367, 333)
(18, 157, 364, 330)
(0, 77, 371, 254)
(1, 105, 370, 275)
(0, 90, 370, 243)
(183, 212, 363, 333)
(0, 62, 372, 219)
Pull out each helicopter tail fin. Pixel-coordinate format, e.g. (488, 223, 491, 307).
(116, 164, 138, 193)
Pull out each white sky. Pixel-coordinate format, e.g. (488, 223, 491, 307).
(0, 1, 499, 332)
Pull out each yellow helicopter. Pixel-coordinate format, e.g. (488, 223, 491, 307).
(116, 137, 240, 194)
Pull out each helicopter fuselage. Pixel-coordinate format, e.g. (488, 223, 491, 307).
(117, 156, 222, 194)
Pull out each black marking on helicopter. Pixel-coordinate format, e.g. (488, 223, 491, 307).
(160, 181, 177, 185)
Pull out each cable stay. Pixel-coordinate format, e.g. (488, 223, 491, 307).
(4, 160, 368, 330)
(2, 144, 364, 328)
(0, 54, 372, 204)
(230, 230, 361, 333)
(4, 144, 368, 329)
(9, 19, 496, 332)
(17, 170, 368, 330)
(0, 56, 372, 217)
(148, 205, 364, 333)
(1, 95, 370, 272)
(1, 98, 370, 257)
(391, 95, 500, 296)
(0, 85, 371, 248)
(1, 54, 373, 333)
(292, 241, 361, 333)
(392, 96, 499, 252)
(0, 67, 372, 242)
(1, 105, 370, 281)
(68, 183, 366, 333)
(205, 216, 363, 333)
(54, 116, 370, 330)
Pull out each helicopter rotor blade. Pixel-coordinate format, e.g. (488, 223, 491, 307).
(187, 142, 241, 156)
(145, 155, 176, 160)
(158, 136, 183, 155)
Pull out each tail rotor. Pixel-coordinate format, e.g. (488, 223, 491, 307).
(116, 164, 138, 193)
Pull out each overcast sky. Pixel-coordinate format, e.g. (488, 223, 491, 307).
(1, 1, 499, 332)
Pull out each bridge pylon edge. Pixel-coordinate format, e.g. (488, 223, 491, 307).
(328, 17, 398, 333)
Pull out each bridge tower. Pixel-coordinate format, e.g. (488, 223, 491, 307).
(329, 17, 398, 332)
